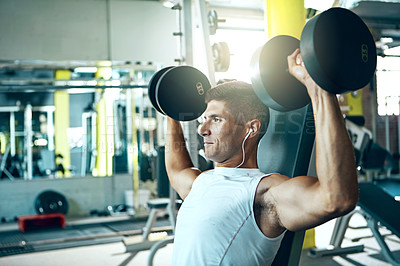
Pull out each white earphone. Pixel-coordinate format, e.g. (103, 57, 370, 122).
(236, 128, 253, 168)
(244, 128, 253, 139)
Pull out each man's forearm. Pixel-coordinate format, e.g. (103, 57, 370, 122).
(311, 88, 358, 213)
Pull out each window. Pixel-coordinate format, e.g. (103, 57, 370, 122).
(376, 56, 400, 116)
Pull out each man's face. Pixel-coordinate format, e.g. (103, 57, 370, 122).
(199, 100, 245, 164)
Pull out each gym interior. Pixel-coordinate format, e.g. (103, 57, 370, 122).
(0, 0, 399, 265)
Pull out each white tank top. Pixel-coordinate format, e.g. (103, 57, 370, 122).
(171, 167, 285, 266)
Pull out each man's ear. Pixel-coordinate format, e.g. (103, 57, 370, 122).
(248, 119, 261, 138)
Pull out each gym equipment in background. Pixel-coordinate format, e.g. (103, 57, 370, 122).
(123, 146, 180, 253)
(35, 190, 69, 215)
(309, 181, 400, 266)
(16, 190, 69, 232)
(345, 115, 373, 166)
(18, 213, 66, 232)
(208, 10, 218, 35)
(212, 42, 230, 72)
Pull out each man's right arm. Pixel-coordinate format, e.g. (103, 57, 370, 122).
(165, 117, 201, 200)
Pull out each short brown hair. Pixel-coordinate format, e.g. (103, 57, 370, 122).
(205, 81, 269, 140)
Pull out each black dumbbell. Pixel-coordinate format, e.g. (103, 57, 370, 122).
(251, 35, 310, 112)
(148, 65, 211, 121)
(251, 7, 377, 112)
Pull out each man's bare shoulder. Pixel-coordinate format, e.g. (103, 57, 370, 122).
(257, 173, 291, 193)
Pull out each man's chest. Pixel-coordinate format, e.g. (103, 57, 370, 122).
(178, 179, 251, 227)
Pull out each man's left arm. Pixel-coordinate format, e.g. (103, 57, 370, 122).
(265, 49, 359, 232)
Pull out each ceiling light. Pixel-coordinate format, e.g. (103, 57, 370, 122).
(161, 0, 175, 8)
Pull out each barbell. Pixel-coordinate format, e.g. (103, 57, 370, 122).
(149, 7, 377, 120)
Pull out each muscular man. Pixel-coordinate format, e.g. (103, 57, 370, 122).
(165, 49, 359, 265)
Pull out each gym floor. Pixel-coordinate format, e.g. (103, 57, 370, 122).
(0, 213, 399, 266)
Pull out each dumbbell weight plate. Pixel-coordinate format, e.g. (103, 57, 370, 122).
(148, 66, 174, 114)
(156, 66, 211, 121)
(300, 7, 377, 94)
(208, 10, 218, 35)
(251, 35, 310, 112)
(35, 190, 69, 215)
(213, 42, 230, 72)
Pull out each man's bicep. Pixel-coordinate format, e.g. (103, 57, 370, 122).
(269, 175, 332, 232)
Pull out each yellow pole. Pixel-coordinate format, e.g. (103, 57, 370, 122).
(265, 0, 315, 250)
(92, 62, 114, 177)
(0, 134, 6, 154)
(130, 71, 140, 209)
(54, 70, 71, 177)
(265, 0, 306, 39)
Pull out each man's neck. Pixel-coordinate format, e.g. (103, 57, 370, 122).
(216, 152, 259, 168)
